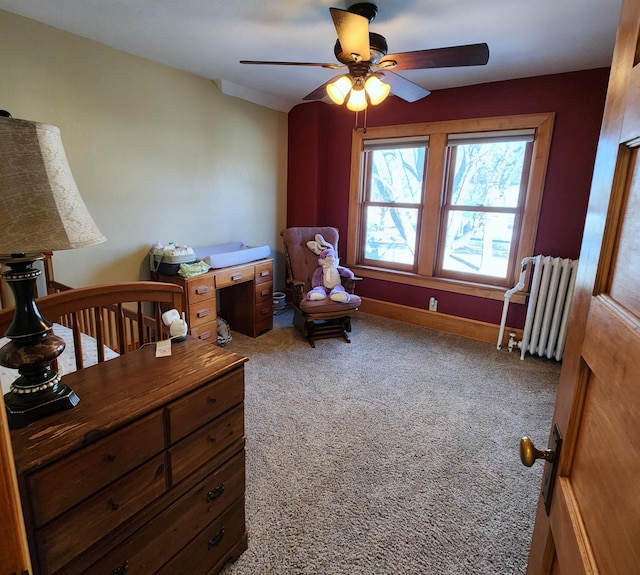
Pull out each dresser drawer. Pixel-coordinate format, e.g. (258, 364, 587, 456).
(215, 264, 254, 288)
(255, 261, 273, 285)
(28, 411, 165, 527)
(36, 454, 167, 575)
(167, 368, 244, 444)
(187, 300, 216, 327)
(255, 281, 273, 306)
(170, 405, 244, 485)
(156, 496, 246, 575)
(189, 321, 217, 344)
(85, 451, 245, 575)
(184, 274, 215, 303)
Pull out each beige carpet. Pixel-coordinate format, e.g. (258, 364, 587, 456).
(221, 308, 559, 575)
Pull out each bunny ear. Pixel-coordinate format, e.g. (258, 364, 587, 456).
(307, 240, 323, 255)
(315, 234, 335, 251)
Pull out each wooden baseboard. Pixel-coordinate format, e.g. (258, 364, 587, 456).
(359, 297, 523, 347)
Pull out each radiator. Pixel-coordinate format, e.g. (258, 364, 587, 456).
(497, 255, 578, 360)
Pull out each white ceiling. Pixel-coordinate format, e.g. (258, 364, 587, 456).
(0, 0, 621, 112)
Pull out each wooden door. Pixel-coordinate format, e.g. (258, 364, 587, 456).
(526, 0, 640, 573)
(0, 393, 31, 575)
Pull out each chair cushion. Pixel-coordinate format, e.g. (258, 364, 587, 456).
(300, 294, 361, 313)
(282, 227, 340, 287)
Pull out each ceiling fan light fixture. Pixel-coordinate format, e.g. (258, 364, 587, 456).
(326, 75, 353, 105)
(364, 74, 390, 105)
(346, 84, 367, 112)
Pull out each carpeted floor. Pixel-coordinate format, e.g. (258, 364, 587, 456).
(221, 308, 559, 575)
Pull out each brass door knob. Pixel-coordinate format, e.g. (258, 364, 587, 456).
(520, 436, 555, 467)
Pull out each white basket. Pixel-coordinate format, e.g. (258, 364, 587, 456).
(273, 292, 286, 310)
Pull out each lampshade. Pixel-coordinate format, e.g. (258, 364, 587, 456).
(326, 75, 353, 105)
(347, 86, 367, 112)
(0, 116, 106, 254)
(365, 75, 391, 106)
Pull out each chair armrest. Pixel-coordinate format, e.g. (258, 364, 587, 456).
(286, 278, 306, 304)
(343, 276, 362, 294)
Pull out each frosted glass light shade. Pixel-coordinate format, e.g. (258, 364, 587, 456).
(0, 116, 105, 254)
(326, 75, 353, 105)
(365, 75, 391, 105)
(347, 87, 367, 111)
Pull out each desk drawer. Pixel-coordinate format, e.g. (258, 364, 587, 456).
(185, 275, 215, 303)
(255, 281, 273, 306)
(37, 454, 167, 575)
(190, 321, 217, 344)
(215, 265, 254, 288)
(28, 411, 165, 527)
(167, 369, 244, 444)
(188, 301, 216, 327)
(85, 452, 244, 575)
(156, 496, 246, 575)
(255, 261, 273, 285)
(170, 405, 244, 485)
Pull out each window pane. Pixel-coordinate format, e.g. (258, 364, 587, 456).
(369, 147, 425, 204)
(364, 205, 418, 265)
(441, 211, 515, 278)
(450, 141, 527, 207)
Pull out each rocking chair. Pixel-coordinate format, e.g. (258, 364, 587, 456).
(282, 226, 361, 347)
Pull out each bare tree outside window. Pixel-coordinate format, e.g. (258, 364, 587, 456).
(363, 146, 426, 266)
(441, 140, 529, 278)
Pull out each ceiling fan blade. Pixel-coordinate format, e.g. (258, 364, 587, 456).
(382, 71, 431, 103)
(303, 78, 338, 101)
(240, 60, 343, 69)
(382, 43, 489, 71)
(330, 7, 370, 61)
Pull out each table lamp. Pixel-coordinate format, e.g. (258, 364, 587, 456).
(0, 111, 106, 429)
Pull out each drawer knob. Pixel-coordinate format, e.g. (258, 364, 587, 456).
(195, 286, 210, 294)
(111, 560, 129, 575)
(260, 270, 269, 277)
(206, 483, 225, 502)
(208, 397, 217, 405)
(110, 501, 120, 511)
(197, 309, 210, 318)
(231, 274, 242, 281)
(105, 454, 117, 463)
(261, 289, 269, 296)
(207, 527, 225, 550)
(207, 435, 217, 444)
(198, 331, 212, 340)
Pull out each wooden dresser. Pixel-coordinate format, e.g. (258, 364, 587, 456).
(10, 337, 248, 575)
(152, 258, 273, 344)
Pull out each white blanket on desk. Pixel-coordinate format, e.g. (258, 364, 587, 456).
(0, 323, 119, 394)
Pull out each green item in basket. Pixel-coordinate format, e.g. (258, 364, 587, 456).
(178, 260, 211, 277)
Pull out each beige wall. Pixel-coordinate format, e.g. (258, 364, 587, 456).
(0, 10, 287, 288)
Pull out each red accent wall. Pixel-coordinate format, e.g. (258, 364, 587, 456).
(287, 69, 610, 327)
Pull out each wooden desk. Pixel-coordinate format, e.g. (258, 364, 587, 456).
(11, 337, 248, 575)
(152, 258, 273, 344)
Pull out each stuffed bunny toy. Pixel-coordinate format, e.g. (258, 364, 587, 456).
(306, 234, 354, 303)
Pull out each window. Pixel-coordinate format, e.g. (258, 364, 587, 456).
(347, 114, 554, 298)
(361, 141, 428, 269)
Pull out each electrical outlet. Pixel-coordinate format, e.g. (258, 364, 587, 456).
(429, 297, 438, 312)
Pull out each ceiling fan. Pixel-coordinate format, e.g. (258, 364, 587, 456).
(240, 3, 489, 111)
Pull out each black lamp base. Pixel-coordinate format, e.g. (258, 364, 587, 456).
(4, 384, 80, 429)
(0, 253, 80, 429)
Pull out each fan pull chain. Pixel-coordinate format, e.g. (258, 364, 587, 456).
(353, 108, 368, 133)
